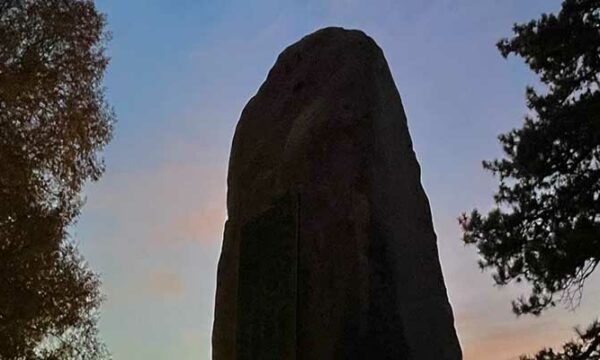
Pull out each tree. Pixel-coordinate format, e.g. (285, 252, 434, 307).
(459, 0, 600, 358)
(0, 0, 113, 358)
(519, 321, 600, 360)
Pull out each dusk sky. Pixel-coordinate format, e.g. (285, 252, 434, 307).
(75, 1, 600, 359)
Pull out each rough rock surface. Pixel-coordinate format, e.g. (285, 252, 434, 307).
(212, 27, 462, 360)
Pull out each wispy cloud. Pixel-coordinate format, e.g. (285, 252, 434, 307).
(144, 268, 186, 299)
(462, 320, 565, 360)
(84, 162, 227, 247)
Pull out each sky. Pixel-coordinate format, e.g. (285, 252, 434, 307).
(75, 1, 600, 359)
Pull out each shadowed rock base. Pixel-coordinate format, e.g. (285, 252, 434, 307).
(212, 27, 462, 360)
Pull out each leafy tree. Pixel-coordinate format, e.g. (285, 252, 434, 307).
(520, 321, 600, 360)
(459, 0, 600, 358)
(0, 0, 113, 358)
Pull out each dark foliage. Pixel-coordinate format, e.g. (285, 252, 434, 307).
(0, 0, 113, 358)
(520, 321, 600, 360)
(460, 0, 600, 316)
(460, 1, 600, 358)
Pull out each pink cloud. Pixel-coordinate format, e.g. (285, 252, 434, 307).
(84, 162, 228, 247)
(143, 268, 186, 299)
(172, 206, 226, 245)
(457, 308, 571, 360)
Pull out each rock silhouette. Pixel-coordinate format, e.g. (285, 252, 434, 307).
(212, 27, 462, 360)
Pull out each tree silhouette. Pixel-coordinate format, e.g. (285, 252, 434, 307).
(0, 0, 113, 358)
(460, 0, 599, 358)
(520, 321, 600, 360)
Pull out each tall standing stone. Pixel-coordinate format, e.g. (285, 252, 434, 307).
(212, 27, 462, 360)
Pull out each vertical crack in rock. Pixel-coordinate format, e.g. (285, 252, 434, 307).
(212, 27, 462, 360)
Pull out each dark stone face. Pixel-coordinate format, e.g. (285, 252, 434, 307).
(212, 27, 462, 360)
(237, 193, 297, 360)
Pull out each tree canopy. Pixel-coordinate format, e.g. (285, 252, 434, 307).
(460, 0, 600, 358)
(460, 0, 600, 316)
(520, 321, 600, 360)
(0, 0, 113, 358)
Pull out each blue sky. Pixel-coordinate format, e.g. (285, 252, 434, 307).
(75, 1, 600, 359)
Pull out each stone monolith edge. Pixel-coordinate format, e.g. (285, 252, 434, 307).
(212, 27, 462, 360)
